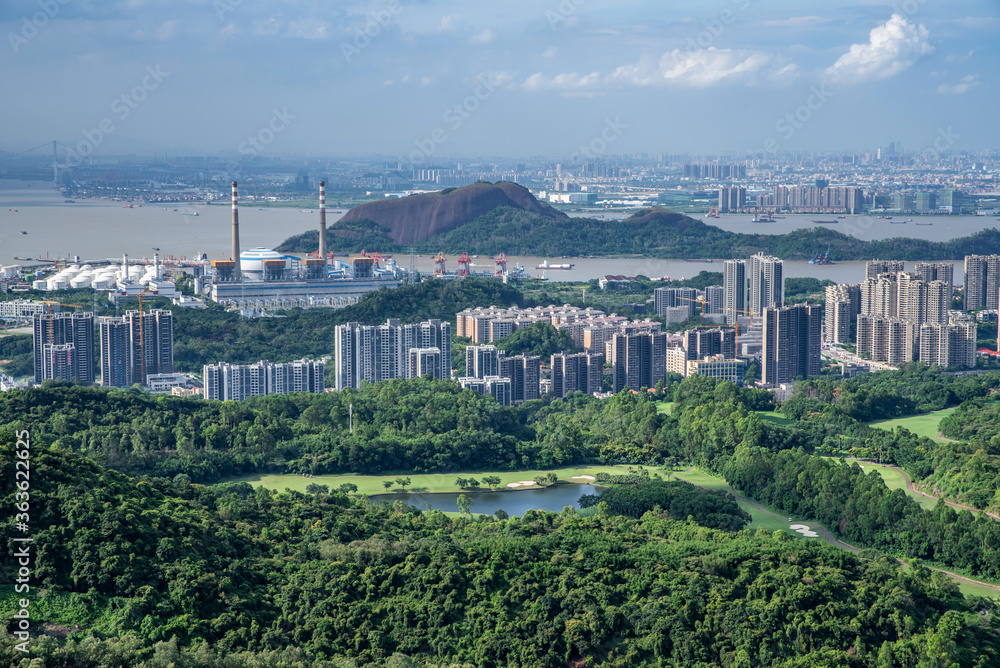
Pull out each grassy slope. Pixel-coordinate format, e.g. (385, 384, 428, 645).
(868, 407, 960, 443)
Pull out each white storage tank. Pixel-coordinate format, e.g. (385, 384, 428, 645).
(32, 280, 47, 290)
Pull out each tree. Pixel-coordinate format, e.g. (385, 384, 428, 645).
(457, 494, 472, 515)
(382, 480, 393, 491)
(395, 476, 411, 491)
(338, 482, 358, 494)
(482, 475, 501, 491)
(305, 483, 329, 495)
(494, 508, 509, 520)
(466, 477, 481, 490)
(455, 477, 468, 489)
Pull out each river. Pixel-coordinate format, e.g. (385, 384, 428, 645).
(1, 179, 992, 286)
(373, 483, 598, 516)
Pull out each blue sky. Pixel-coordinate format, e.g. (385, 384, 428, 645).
(1, 0, 996, 160)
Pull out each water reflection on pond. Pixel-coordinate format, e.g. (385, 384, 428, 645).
(373, 484, 599, 516)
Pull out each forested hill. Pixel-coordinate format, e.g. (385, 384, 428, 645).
(279, 204, 1000, 260)
(3, 432, 999, 667)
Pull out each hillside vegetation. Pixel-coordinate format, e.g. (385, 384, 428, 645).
(280, 204, 1000, 260)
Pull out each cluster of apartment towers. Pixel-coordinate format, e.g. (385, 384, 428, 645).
(825, 259, 981, 368)
(31, 309, 174, 388)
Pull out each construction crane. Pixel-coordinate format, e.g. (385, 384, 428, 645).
(494, 253, 507, 277)
(675, 295, 710, 325)
(433, 252, 447, 276)
(361, 250, 387, 269)
(721, 307, 758, 353)
(457, 252, 472, 276)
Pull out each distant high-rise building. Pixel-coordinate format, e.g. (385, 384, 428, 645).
(703, 286, 724, 315)
(611, 331, 667, 392)
(866, 260, 905, 281)
(459, 376, 512, 406)
(683, 327, 736, 360)
(824, 284, 861, 343)
(963, 255, 1000, 312)
(723, 260, 746, 325)
(550, 352, 604, 398)
(861, 273, 899, 318)
(99, 317, 132, 388)
(914, 262, 954, 307)
(686, 354, 746, 386)
(498, 354, 541, 403)
(409, 347, 444, 380)
(718, 186, 747, 212)
(653, 287, 697, 317)
(919, 320, 976, 369)
(466, 345, 499, 379)
(335, 318, 451, 390)
(915, 192, 938, 211)
(125, 309, 174, 384)
(748, 253, 783, 316)
(856, 315, 919, 365)
(33, 312, 94, 385)
(940, 189, 963, 214)
(203, 359, 325, 401)
(762, 304, 821, 386)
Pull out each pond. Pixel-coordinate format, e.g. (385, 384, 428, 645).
(373, 484, 600, 516)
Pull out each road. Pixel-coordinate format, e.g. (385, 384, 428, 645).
(823, 343, 896, 371)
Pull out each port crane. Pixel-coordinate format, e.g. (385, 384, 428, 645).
(457, 252, 472, 276)
(494, 253, 508, 277)
(433, 252, 447, 276)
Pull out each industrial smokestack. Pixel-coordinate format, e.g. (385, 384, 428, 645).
(318, 180, 327, 262)
(231, 181, 242, 281)
(122, 253, 128, 280)
(153, 253, 160, 280)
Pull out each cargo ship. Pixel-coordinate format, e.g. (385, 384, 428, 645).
(813, 220, 837, 224)
(536, 260, 575, 270)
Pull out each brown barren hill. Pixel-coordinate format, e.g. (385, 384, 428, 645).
(339, 182, 568, 244)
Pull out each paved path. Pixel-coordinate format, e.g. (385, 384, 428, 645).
(675, 467, 1000, 593)
(850, 459, 1000, 520)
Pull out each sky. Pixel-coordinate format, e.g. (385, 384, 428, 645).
(1, 0, 997, 162)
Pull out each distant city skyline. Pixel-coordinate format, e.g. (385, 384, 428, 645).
(1, 0, 997, 159)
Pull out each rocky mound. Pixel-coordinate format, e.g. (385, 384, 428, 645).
(339, 181, 567, 244)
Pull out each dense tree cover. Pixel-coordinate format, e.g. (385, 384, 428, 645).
(783, 277, 835, 305)
(723, 445, 1000, 580)
(579, 478, 752, 531)
(4, 437, 1000, 668)
(0, 333, 32, 377)
(494, 321, 577, 358)
(279, 205, 1000, 260)
(170, 278, 524, 371)
(941, 399, 1000, 448)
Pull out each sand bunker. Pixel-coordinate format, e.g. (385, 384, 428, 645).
(570, 475, 596, 481)
(789, 524, 819, 538)
(506, 480, 537, 488)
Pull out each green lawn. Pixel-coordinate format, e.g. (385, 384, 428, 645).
(226, 465, 637, 496)
(868, 407, 960, 443)
(669, 468, 800, 534)
(655, 401, 674, 415)
(756, 411, 793, 426)
(849, 461, 939, 511)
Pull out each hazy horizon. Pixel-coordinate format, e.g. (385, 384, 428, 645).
(2, 0, 997, 161)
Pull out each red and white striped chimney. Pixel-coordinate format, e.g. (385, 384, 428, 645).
(319, 180, 327, 262)
(231, 181, 242, 281)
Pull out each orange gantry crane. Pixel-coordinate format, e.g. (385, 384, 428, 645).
(433, 252, 447, 275)
(494, 253, 507, 277)
(457, 252, 472, 276)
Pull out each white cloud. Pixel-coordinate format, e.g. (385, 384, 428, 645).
(937, 74, 978, 95)
(760, 16, 832, 28)
(470, 28, 495, 45)
(541, 46, 558, 58)
(253, 18, 282, 37)
(154, 20, 178, 41)
(824, 14, 933, 84)
(420, 77, 437, 87)
(522, 71, 602, 91)
(438, 15, 459, 32)
(287, 19, 329, 40)
(945, 49, 974, 63)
